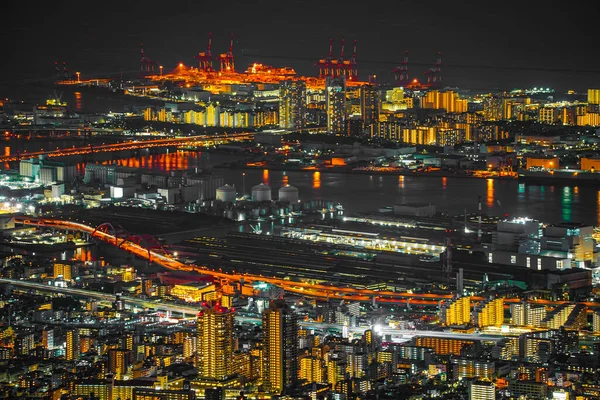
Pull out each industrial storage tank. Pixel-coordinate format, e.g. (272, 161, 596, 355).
(278, 185, 299, 203)
(251, 183, 272, 202)
(216, 184, 236, 203)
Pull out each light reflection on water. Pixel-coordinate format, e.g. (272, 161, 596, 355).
(75, 152, 598, 225)
(486, 179, 494, 208)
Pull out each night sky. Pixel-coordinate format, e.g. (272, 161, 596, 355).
(3, 0, 600, 93)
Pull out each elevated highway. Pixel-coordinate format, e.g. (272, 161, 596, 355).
(0, 278, 503, 342)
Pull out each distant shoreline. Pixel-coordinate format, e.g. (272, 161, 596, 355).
(214, 162, 517, 181)
(215, 163, 600, 186)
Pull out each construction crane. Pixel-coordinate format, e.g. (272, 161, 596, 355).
(139, 43, 158, 77)
(424, 52, 442, 88)
(218, 33, 235, 72)
(54, 61, 71, 80)
(194, 32, 214, 72)
(347, 39, 358, 80)
(54, 61, 62, 79)
(316, 38, 334, 78)
(393, 50, 409, 85)
(330, 38, 344, 77)
(432, 52, 442, 86)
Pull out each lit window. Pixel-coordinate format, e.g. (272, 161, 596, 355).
(537, 259, 542, 270)
(526, 257, 531, 268)
(511, 255, 517, 264)
(488, 253, 493, 263)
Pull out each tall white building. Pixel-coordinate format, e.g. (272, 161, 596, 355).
(326, 76, 346, 134)
(470, 380, 496, 400)
(279, 80, 306, 130)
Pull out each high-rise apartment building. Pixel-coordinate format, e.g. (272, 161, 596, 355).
(326, 76, 347, 134)
(483, 96, 505, 121)
(108, 349, 131, 378)
(299, 356, 325, 384)
(65, 329, 80, 361)
(422, 90, 468, 113)
(473, 298, 504, 328)
(54, 263, 72, 281)
(511, 301, 547, 327)
(455, 359, 495, 380)
(42, 328, 54, 350)
(414, 337, 475, 356)
(360, 85, 379, 133)
(542, 303, 587, 330)
(262, 299, 299, 395)
(15, 333, 35, 356)
(196, 303, 234, 380)
(279, 80, 307, 130)
(588, 89, 600, 105)
(593, 311, 600, 333)
(441, 296, 471, 326)
(470, 380, 496, 400)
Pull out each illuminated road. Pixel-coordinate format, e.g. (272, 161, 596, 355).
(13, 217, 600, 309)
(0, 278, 502, 342)
(0, 132, 253, 162)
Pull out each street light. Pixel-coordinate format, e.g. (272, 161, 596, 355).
(76, 71, 80, 82)
(159, 65, 163, 76)
(242, 172, 246, 196)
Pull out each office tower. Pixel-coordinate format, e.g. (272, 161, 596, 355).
(326, 76, 347, 134)
(441, 296, 471, 326)
(65, 329, 80, 361)
(108, 349, 131, 378)
(279, 80, 306, 130)
(470, 380, 496, 400)
(196, 303, 234, 380)
(474, 298, 504, 328)
(262, 299, 299, 395)
(588, 89, 600, 105)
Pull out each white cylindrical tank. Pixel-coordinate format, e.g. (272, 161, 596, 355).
(216, 184, 236, 203)
(251, 183, 272, 202)
(278, 185, 299, 203)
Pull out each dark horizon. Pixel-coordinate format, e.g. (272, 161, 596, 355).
(3, 0, 600, 93)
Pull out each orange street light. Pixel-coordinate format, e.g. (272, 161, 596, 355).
(76, 71, 80, 82)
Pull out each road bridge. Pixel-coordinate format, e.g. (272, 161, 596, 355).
(0, 132, 253, 162)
